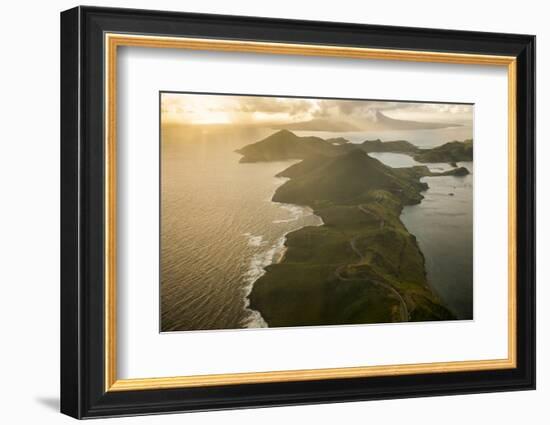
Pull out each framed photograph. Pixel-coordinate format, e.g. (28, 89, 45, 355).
(60, 6, 535, 419)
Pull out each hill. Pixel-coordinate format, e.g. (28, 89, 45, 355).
(360, 139, 419, 153)
(237, 130, 473, 167)
(414, 139, 473, 163)
(273, 149, 426, 205)
(235, 130, 469, 326)
(241, 141, 461, 326)
(235, 129, 339, 162)
(248, 149, 457, 326)
(275, 154, 332, 178)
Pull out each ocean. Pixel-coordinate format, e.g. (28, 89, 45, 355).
(369, 152, 474, 319)
(161, 126, 322, 331)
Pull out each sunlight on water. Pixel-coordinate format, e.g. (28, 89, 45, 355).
(161, 126, 322, 331)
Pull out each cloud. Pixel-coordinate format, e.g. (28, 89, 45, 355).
(272, 118, 362, 132)
(161, 92, 472, 129)
(235, 97, 314, 115)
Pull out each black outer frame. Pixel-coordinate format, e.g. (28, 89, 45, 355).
(60, 5, 536, 419)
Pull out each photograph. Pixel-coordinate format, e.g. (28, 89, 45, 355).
(160, 92, 474, 332)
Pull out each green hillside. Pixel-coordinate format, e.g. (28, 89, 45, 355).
(237, 130, 472, 166)
(360, 139, 419, 153)
(273, 149, 426, 205)
(235, 132, 465, 327)
(414, 139, 473, 163)
(236, 129, 339, 162)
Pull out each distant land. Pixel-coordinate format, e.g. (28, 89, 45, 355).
(360, 139, 418, 154)
(413, 139, 473, 164)
(236, 129, 473, 166)
(237, 130, 473, 327)
(269, 111, 461, 133)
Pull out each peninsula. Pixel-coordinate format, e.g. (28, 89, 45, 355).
(237, 130, 471, 327)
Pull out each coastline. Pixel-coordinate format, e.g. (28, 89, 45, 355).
(399, 163, 474, 319)
(246, 155, 457, 327)
(241, 179, 324, 328)
(397, 183, 448, 314)
(236, 131, 472, 327)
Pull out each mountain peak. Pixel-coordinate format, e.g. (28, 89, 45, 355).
(274, 129, 294, 136)
(262, 128, 298, 141)
(272, 147, 401, 204)
(236, 130, 336, 163)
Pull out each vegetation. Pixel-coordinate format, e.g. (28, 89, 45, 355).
(238, 130, 473, 166)
(360, 139, 419, 153)
(413, 139, 473, 164)
(235, 129, 340, 162)
(236, 131, 468, 327)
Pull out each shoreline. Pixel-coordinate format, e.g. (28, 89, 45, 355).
(399, 162, 474, 319)
(246, 156, 457, 326)
(236, 132, 471, 327)
(241, 182, 324, 328)
(398, 185, 453, 317)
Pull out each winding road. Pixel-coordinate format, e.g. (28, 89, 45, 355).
(333, 205, 410, 322)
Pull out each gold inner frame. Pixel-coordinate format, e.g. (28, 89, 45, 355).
(104, 33, 518, 392)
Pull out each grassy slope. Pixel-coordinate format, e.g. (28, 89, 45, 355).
(414, 139, 473, 163)
(360, 139, 419, 153)
(247, 148, 457, 327)
(236, 129, 340, 162)
(237, 130, 473, 165)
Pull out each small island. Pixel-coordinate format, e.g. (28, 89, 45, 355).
(237, 130, 472, 326)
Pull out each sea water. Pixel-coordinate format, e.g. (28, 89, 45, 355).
(368, 152, 473, 319)
(161, 126, 322, 331)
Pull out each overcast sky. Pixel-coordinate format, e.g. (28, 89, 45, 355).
(161, 93, 473, 131)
